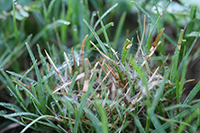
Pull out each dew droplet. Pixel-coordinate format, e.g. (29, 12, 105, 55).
(63, 21, 70, 25)
(10, 93, 13, 96)
(0, 66, 4, 71)
(31, 81, 37, 86)
(13, 0, 18, 5)
(72, 25, 77, 32)
(1, 110, 7, 114)
(51, 101, 55, 106)
(92, 11, 97, 16)
(121, 101, 125, 107)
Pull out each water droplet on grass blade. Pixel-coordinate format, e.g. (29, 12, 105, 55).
(0, 66, 4, 69)
(56, 20, 70, 25)
(92, 11, 97, 16)
(72, 25, 78, 32)
(51, 101, 55, 106)
(0, 110, 7, 114)
(13, 0, 18, 5)
(63, 21, 70, 25)
(31, 81, 37, 86)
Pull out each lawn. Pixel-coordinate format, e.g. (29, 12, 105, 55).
(0, 0, 200, 132)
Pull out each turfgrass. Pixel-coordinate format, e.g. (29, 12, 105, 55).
(0, 0, 200, 132)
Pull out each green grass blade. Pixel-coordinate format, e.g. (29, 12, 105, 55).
(177, 108, 199, 133)
(68, 72, 78, 93)
(74, 89, 91, 132)
(178, 31, 200, 74)
(97, 11, 111, 51)
(153, 102, 200, 132)
(0, 49, 9, 63)
(7, 86, 28, 112)
(83, 19, 109, 56)
(181, 81, 200, 109)
(0, 113, 26, 126)
(60, 0, 71, 43)
(145, 1, 171, 52)
(45, 0, 56, 23)
(21, 60, 37, 81)
(93, 3, 118, 30)
(134, 116, 145, 133)
(148, 70, 169, 133)
(96, 101, 108, 133)
(121, 39, 132, 63)
(131, 1, 153, 22)
(0, 102, 22, 112)
(20, 115, 60, 133)
(87, 22, 114, 50)
(6, 70, 36, 83)
(20, 85, 40, 106)
(113, 11, 127, 49)
(130, 59, 149, 106)
(15, 85, 25, 106)
(12, 1, 18, 39)
(186, 31, 200, 37)
(0, 69, 15, 89)
(61, 93, 102, 132)
(37, 44, 48, 75)
(78, 0, 89, 41)
(4, 112, 39, 118)
(25, 43, 44, 110)
(31, 20, 70, 45)
(170, 29, 184, 83)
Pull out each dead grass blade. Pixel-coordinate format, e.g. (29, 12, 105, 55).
(90, 41, 118, 65)
(45, 50, 65, 83)
(80, 34, 89, 73)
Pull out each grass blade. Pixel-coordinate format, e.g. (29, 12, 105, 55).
(121, 39, 132, 63)
(131, 1, 153, 22)
(25, 43, 44, 111)
(84, 19, 109, 56)
(113, 11, 127, 49)
(93, 3, 118, 30)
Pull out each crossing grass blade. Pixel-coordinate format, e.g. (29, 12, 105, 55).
(20, 115, 61, 133)
(121, 38, 132, 63)
(93, 3, 118, 30)
(131, 1, 153, 22)
(25, 43, 45, 111)
(148, 70, 169, 133)
(31, 20, 70, 45)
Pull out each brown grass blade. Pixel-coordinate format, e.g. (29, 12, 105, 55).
(71, 47, 77, 72)
(80, 34, 89, 73)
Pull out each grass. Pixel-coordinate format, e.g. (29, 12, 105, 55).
(0, 0, 200, 132)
